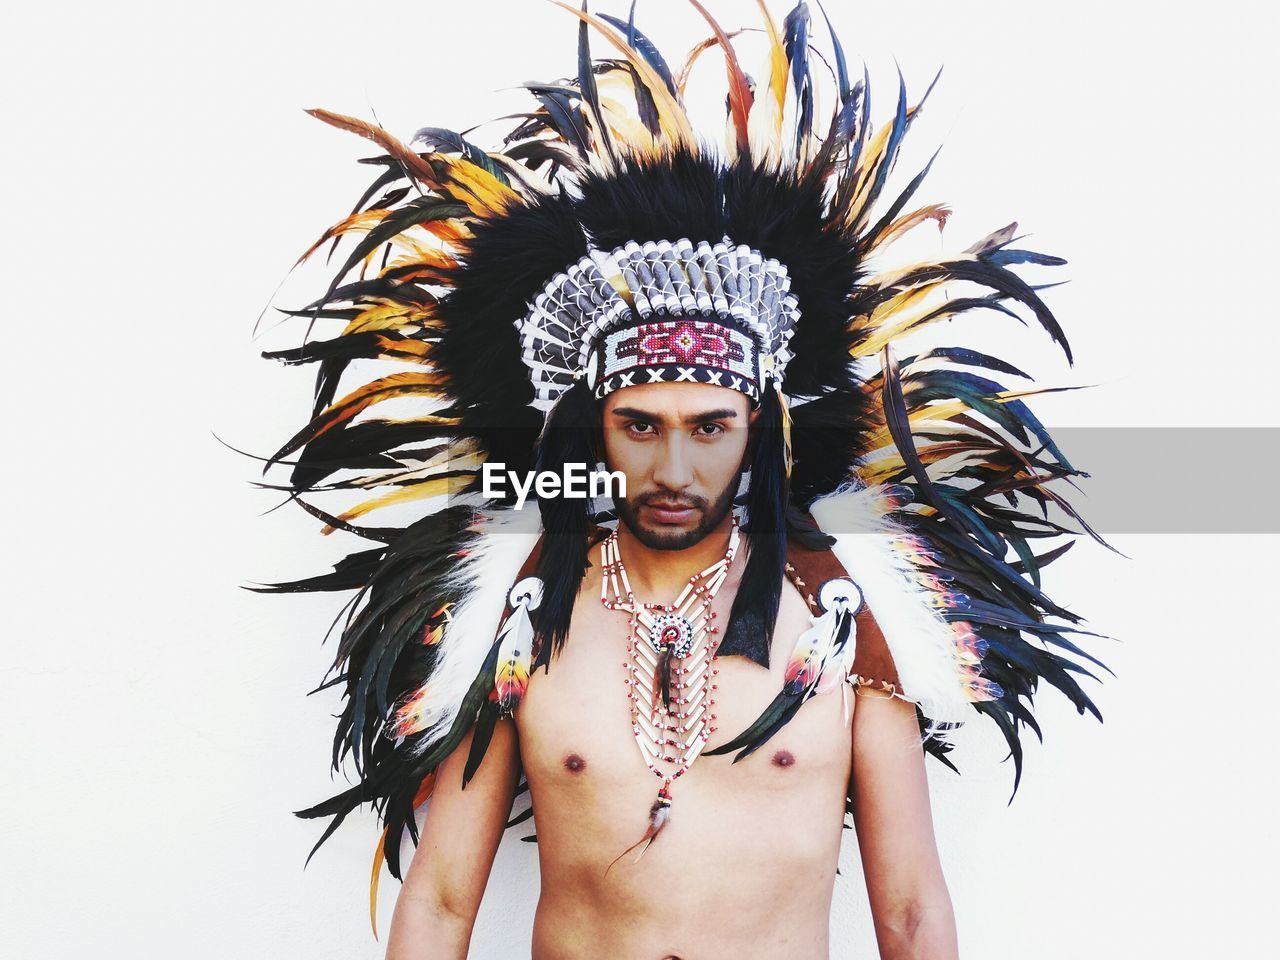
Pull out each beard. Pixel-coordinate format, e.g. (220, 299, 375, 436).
(612, 475, 740, 551)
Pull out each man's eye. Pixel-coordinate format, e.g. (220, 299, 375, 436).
(696, 423, 725, 437)
(626, 421, 655, 436)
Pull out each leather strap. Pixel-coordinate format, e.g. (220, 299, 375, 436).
(784, 535, 900, 696)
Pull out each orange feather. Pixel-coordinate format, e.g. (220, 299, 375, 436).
(684, 0, 754, 154)
(305, 107, 518, 216)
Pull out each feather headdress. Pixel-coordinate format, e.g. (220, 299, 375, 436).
(249, 0, 1109, 931)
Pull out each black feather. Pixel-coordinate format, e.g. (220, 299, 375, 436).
(433, 191, 587, 479)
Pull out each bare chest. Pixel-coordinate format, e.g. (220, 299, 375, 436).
(514, 582, 855, 846)
(514, 579, 856, 955)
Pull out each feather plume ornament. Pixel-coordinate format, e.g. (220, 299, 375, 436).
(247, 0, 1110, 929)
(494, 577, 541, 716)
(605, 786, 673, 874)
(706, 575, 863, 763)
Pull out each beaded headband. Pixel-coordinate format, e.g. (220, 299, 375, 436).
(516, 236, 800, 410)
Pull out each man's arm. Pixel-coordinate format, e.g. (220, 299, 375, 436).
(849, 689, 959, 960)
(385, 717, 521, 960)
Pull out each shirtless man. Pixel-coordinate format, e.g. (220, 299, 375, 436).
(268, 7, 1096, 956)
(384, 381, 958, 960)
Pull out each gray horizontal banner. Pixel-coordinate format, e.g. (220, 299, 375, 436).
(435, 427, 1280, 536)
(1023, 427, 1280, 535)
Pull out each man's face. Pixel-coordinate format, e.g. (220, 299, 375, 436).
(600, 381, 757, 551)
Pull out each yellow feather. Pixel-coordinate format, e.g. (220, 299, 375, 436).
(306, 107, 520, 217)
(850, 286, 943, 356)
(379, 245, 457, 274)
(341, 303, 437, 336)
(872, 203, 952, 250)
(549, 1, 696, 151)
(369, 828, 388, 940)
(329, 472, 479, 531)
(860, 383, 1055, 458)
(598, 95, 664, 151)
(844, 102, 928, 230)
(862, 251, 982, 292)
(858, 444, 990, 484)
(596, 70, 659, 152)
(430, 152, 522, 213)
(308, 372, 448, 444)
(371, 335, 435, 363)
(853, 308, 938, 357)
(859, 398, 974, 452)
(758, 0, 788, 113)
(742, 0, 788, 162)
(344, 448, 485, 493)
(295, 209, 389, 266)
(381, 236, 466, 279)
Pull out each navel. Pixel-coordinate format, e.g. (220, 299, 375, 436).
(771, 749, 796, 768)
(563, 752, 587, 774)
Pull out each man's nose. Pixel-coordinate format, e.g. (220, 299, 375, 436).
(653, 433, 695, 491)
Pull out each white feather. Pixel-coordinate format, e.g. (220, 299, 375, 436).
(810, 483, 973, 724)
(409, 507, 541, 753)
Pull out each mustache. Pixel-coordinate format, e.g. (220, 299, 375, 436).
(630, 490, 709, 510)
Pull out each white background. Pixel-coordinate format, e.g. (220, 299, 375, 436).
(2, 1, 1276, 957)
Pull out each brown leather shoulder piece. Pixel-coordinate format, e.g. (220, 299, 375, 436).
(783, 535, 901, 696)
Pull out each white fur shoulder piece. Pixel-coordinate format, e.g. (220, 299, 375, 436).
(410, 507, 541, 752)
(810, 484, 972, 723)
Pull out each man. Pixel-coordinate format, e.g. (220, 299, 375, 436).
(385, 379, 957, 959)
(255, 3, 1102, 957)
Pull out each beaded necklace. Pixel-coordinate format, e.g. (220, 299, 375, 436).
(600, 517, 740, 868)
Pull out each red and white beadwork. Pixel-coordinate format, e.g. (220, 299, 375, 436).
(599, 519, 740, 802)
(596, 318, 761, 399)
(515, 236, 799, 410)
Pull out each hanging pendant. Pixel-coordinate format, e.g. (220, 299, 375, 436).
(647, 611, 692, 710)
(606, 782, 673, 874)
(601, 519, 738, 872)
(656, 641, 674, 711)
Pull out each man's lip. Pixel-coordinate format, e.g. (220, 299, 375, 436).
(643, 503, 698, 523)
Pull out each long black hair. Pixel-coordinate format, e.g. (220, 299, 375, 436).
(530, 378, 597, 669)
(716, 386, 789, 667)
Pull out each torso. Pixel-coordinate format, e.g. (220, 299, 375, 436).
(514, 540, 857, 960)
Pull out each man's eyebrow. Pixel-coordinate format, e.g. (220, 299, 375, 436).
(686, 408, 739, 425)
(609, 406, 662, 422)
(608, 405, 739, 425)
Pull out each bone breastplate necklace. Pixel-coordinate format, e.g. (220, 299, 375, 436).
(599, 518, 740, 869)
